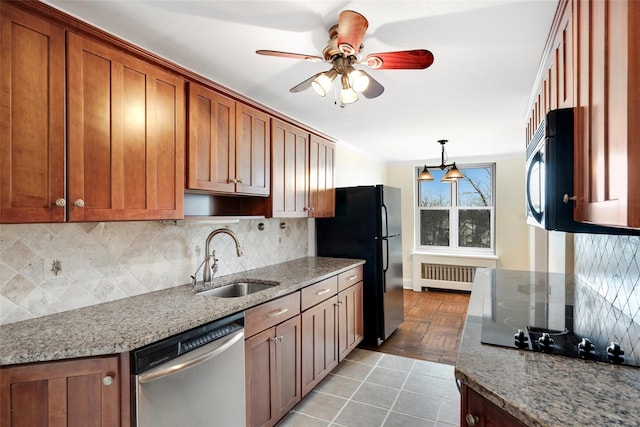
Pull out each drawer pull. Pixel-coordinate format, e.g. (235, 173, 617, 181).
(347, 275, 358, 281)
(315, 288, 332, 296)
(102, 375, 114, 386)
(465, 413, 479, 426)
(265, 308, 288, 318)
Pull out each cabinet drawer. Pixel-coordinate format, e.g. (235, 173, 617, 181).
(301, 276, 338, 311)
(338, 266, 363, 292)
(245, 292, 300, 338)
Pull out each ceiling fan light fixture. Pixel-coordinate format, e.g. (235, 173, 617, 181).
(340, 73, 359, 104)
(348, 68, 370, 93)
(311, 69, 338, 97)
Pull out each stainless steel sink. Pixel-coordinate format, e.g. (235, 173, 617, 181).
(196, 281, 279, 298)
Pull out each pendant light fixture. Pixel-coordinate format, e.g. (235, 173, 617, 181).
(417, 140, 464, 182)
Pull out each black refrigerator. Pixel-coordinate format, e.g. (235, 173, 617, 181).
(316, 185, 404, 346)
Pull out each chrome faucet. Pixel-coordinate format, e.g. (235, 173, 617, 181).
(201, 228, 244, 284)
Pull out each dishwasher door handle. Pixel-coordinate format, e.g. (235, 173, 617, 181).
(138, 328, 244, 384)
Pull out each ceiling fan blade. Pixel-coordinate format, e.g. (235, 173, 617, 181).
(337, 10, 368, 55)
(256, 50, 323, 62)
(289, 72, 323, 93)
(364, 49, 434, 70)
(360, 72, 384, 99)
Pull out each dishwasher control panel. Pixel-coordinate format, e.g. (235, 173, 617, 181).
(180, 323, 241, 354)
(132, 311, 244, 374)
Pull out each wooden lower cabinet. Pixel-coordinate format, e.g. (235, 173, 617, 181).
(338, 281, 364, 360)
(461, 384, 527, 427)
(301, 295, 339, 396)
(0, 354, 129, 427)
(245, 310, 301, 427)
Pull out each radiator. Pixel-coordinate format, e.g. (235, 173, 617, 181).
(421, 263, 476, 291)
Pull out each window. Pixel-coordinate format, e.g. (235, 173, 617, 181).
(416, 164, 495, 253)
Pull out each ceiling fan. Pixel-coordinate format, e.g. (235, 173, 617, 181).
(257, 10, 434, 106)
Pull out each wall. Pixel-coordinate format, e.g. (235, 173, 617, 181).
(0, 218, 308, 325)
(573, 233, 640, 363)
(334, 141, 387, 187)
(387, 156, 530, 287)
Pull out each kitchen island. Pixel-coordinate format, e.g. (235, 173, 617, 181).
(0, 256, 364, 366)
(456, 268, 640, 426)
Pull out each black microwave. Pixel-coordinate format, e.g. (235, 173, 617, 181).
(525, 108, 634, 234)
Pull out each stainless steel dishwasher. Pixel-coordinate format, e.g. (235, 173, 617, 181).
(132, 312, 245, 426)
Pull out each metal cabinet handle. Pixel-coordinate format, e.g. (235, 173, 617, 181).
(562, 194, 577, 204)
(334, 300, 343, 307)
(55, 198, 66, 207)
(270, 335, 284, 343)
(465, 413, 479, 426)
(102, 375, 114, 386)
(315, 288, 332, 296)
(74, 199, 85, 207)
(265, 308, 288, 318)
(236, 178, 243, 184)
(347, 275, 358, 281)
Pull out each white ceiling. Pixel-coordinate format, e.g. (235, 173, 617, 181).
(45, 0, 558, 165)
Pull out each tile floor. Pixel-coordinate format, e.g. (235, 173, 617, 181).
(277, 349, 460, 427)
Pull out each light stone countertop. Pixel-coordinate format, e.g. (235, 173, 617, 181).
(0, 256, 364, 366)
(455, 268, 640, 426)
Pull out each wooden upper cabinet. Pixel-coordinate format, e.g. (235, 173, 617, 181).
(187, 83, 270, 196)
(573, 0, 640, 228)
(270, 119, 309, 217)
(235, 103, 271, 196)
(187, 83, 236, 193)
(66, 32, 185, 221)
(0, 4, 66, 223)
(525, 0, 573, 145)
(309, 135, 335, 218)
(270, 119, 335, 218)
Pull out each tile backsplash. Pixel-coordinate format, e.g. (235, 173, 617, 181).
(574, 233, 640, 363)
(0, 218, 308, 325)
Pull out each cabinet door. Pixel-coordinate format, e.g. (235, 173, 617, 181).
(554, 2, 573, 109)
(67, 32, 185, 221)
(573, 0, 640, 228)
(338, 281, 364, 360)
(245, 327, 276, 427)
(301, 296, 339, 396)
(462, 384, 527, 427)
(0, 4, 66, 223)
(0, 355, 123, 427)
(236, 104, 271, 196)
(273, 315, 302, 421)
(271, 119, 308, 217)
(187, 82, 236, 193)
(308, 135, 336, 218)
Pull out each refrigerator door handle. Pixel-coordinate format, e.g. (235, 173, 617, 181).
(381, 203, 389, 238)
(382, 238, 389, 292)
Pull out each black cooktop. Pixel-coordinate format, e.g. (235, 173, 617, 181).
(480, 270, 639, 368)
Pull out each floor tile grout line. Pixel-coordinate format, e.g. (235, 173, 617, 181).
(328, 353, 384, 425)
(379, 357, 417, 426)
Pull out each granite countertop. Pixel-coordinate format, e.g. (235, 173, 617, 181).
(455, 269, 640, 426)
(0, 256, 364, 366)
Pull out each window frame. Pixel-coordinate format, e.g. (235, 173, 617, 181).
(415, 163, 496, 255)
